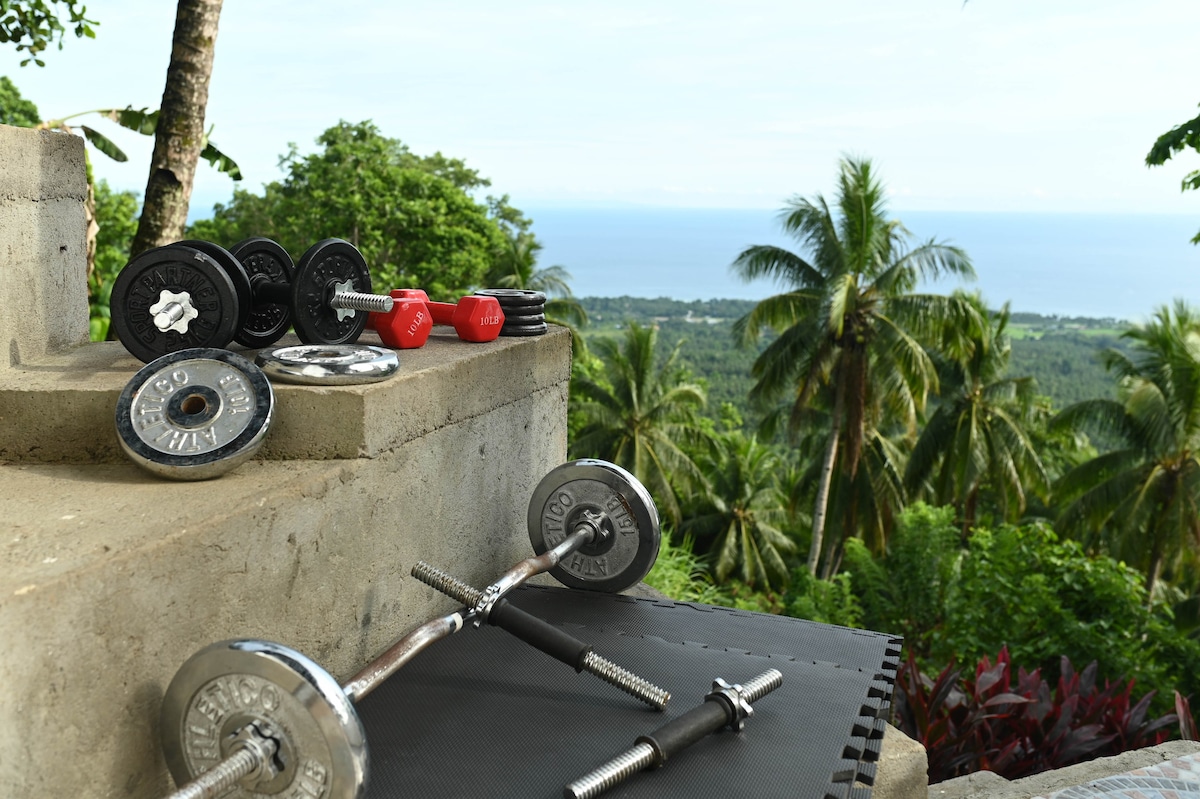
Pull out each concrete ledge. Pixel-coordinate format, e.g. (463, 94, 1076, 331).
(0, 326, 571, 462)
(929, 740, 1200, 798)
(0, 331, 570, 798)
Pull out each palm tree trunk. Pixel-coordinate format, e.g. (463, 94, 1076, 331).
(1145, 539, 1164, 608)
(130, 0, 223, 256)
(808, 391, 844, 576)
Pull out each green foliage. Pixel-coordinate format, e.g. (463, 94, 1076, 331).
(682, 430, 797, 591)
(845, 503, 960, 649)
(90, 180, 138, 340)
(906, 297, 1049, 531)
(642, 533, 727, 605)
(0, 0, 96, 66)
(784, 569, 862, 628)
(731, 156, 979, 576)
(569, 322, 713, 526)
(1052, 301, 1200, 599)
(1145, 102, 1200, 244)
(189, 120, 508, 299)
(0, 74, 38, 125)
(840, 503, 1200, 707)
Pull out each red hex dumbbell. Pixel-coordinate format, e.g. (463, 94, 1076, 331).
(370, 294, 433, 349)
(392, 290, 505, 343)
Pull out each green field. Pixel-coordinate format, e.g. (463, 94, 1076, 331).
(577, 298, 1130, 419)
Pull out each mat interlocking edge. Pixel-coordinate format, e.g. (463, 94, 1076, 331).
(357, 586, 903, 799)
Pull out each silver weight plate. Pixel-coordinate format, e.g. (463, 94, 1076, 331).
(161, 640, 368, 799)
(255, 344, 400, 385)
(114, 348, 274, 480)
(527, 459, 661, 592)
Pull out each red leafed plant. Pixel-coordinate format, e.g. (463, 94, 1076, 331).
(893, 647, 1196, 783)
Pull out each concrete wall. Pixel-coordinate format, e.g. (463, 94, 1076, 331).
(0, 124, 90, 369)
(0, 122, 574, 797)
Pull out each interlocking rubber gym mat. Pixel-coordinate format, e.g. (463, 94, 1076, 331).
(358, 585, 902, 799)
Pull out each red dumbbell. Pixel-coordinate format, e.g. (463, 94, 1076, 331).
(393, 290, 505, 343)
(372, 295, 433, 349)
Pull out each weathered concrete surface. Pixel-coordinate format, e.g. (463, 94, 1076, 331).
(0, 328, 570, 463)
(928, 740, 1200, 798)
(0, 123, 90, 369)
(872, 724, 929, 799)
(0, 333, 570, 798)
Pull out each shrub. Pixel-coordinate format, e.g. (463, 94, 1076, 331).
(894, 647, 1190, 783)
(843, 504, 1200, 708)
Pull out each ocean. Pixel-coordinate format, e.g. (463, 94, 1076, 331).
(526, 208, 1200, 322)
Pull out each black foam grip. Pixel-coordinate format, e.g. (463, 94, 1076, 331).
(636, 698, 732, 764)
(488, 597, 592, 670)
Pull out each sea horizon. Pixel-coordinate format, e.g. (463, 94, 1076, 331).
(527, 208, 1200, 323)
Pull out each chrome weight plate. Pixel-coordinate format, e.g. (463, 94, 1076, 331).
(161, 640, 368, 799)
(256, 344, 400, 385)
(114, 348, 274, 480)
(527, 459, 661, 592)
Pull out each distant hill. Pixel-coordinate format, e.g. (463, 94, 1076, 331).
(577, 298, 1128, 419)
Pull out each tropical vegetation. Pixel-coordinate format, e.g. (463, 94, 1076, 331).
(19, 85, 1200, 768)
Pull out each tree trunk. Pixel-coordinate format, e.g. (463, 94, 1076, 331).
(130, 0, 223, 256)
(807, 388, 844, 576)
(1145, 538, 1164, 609)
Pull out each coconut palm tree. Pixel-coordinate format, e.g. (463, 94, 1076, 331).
(732, 156, 978, 575)
(569, 322, 712, 526)
(684, 431, 797, 590)
(905, 295, 1049, 535)
(1052, 300, 1200, 600)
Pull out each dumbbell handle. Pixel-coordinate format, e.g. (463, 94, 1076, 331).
(251, 278, 394, 315)
(411, 562, 670, 709)
(563, 669, 783, 799)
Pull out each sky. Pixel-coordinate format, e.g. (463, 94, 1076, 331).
(4, 0, 1200, 219)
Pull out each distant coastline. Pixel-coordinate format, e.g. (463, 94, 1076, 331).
(531, 209, 1200, 322)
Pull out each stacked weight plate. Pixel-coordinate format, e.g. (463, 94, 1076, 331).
(475, 289, 548, 336)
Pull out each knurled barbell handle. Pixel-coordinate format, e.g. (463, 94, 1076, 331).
(411, 561, 670, 710)
(563, 669, 783, 799)
(160, 742, 262, 799)
(328, 291, 394, 314)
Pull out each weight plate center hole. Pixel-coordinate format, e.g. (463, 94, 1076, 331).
(165, 385, 222, 429)
(220, 714, 296, 792)
(572, 507, 617, 556)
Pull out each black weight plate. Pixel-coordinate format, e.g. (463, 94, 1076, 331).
(499, 311, 546, 326)
(527, 459, 660, 592)
(177, 240, 253, 337)
(110, 245, 240, 363)
(475, 288, 547, 308)
(500, 322, 549, 337)
(230, 237, 297, 348)
(291, 239, 372, 345)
